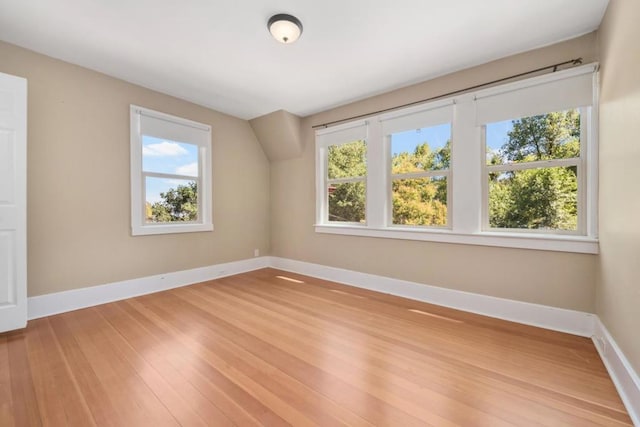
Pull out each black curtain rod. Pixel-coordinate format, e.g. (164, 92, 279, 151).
(312, 57, 583, 130)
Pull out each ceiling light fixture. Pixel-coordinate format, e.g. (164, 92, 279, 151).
(268, 14, 303, 44)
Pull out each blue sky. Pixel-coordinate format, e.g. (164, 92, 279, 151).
(142, 135, 198, 204)
(391, 123, 451, 156)
(390, 120, 513, 157)
(486, 120, 514, 151)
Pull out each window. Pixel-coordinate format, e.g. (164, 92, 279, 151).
(315, 64, 599, 253)
(316, 122, 368, 225)
(484, 109, 583, 233)
(327, 140, 367, 223)
(389, 123, 451, 227)
(130, 105, 212, 235)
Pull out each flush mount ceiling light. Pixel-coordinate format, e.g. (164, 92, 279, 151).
(268, 14, 303, 44)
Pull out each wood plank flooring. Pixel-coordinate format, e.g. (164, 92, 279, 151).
(0, 268, 632, 426)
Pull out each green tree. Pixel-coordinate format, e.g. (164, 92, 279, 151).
(391, 141, 450, 226)
(327, 141, 366, 222)
(489, 110, 579, 230)
(148, 182, 198, 222)
(489, 168, 577, 230)
(500, 110, 580, 162)
(392, 176, 447, 226)
(326, 138, 451, 225)
(328, 140, 366, 179)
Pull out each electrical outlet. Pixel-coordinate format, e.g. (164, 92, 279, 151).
(254, 249, 260, 257)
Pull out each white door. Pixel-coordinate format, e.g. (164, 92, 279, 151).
(0, 72, 27, 332)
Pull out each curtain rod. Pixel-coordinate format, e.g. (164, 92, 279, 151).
(312, 57, 583, 130)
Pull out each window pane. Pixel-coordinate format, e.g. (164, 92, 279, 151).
(392, 176, 447, 226)
(488, 166, 577, 231)
(328, 182, 365, 223)
(328, 140, 366, 179)
(486, 109, 580, 166)
(391, 123, 451, 174)
(142, 135, 199, 177)
(145, 177, 198, 223)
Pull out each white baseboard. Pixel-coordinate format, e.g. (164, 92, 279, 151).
(269, 256, 639, 424)
(592, 318, 640, 426)
(28, 255, 594, 336)
(26, 255, 639, 423)
(27, 256, 270, 320)
(268, 256, 596, 337)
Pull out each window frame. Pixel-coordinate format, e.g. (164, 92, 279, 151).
(386, 120, 453, 229)
(315, 63, 599, 254)
(316, 122, 369, 226)
(325, 139, 368, 225)
(130, 105, 213, 236)
(480, 107, 587, 235)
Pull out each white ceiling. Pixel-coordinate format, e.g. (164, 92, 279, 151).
(0, 0, 608, 120)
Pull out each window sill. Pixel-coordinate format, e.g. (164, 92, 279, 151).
(132, 223, 214, 236)
(314, 224, 598, 254)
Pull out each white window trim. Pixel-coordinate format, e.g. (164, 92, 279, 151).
(315, 63, 599, 254)
(481, 137, 584, 236)
(314, 224, 599, 254)
(387, 146, 452, 230)
(316, 121, 369, 226)
(130, 105, 213, 236)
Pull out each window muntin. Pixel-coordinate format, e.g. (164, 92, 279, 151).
(389, 123, 451, 226)
(326, 140, 367, 223)
(484, 109, 583, 233)
(131, 105, 212, 236)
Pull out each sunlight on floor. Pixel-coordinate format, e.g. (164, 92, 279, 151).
(275, 275, 305, 283)
(329, 289, 366, 299)
(408, 308, 464, 323)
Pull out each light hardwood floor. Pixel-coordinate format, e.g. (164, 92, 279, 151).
(0, 268, 633, 426)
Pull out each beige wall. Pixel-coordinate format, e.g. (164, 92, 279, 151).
(250, 110, 303, 161)
(0, 41, 270, 297)
(0, 30, 607, 314)
(597, 0, 640, 373)
(271, 33, 599, 312)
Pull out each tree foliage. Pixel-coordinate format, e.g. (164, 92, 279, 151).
(391, 140, 449, 226)
(500, 110, 580, 162)
(489, 167, 577, 230)
(328, 181, 366, 222)
(328, 140, 366, 179)
(392, 177, 447, 226)
(327, 139, 450, 225)
(323, 110, 580, 229)
(327, 141, 367, 222)
(147, 182, 198, 223)
(489, 110, 579, 230)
